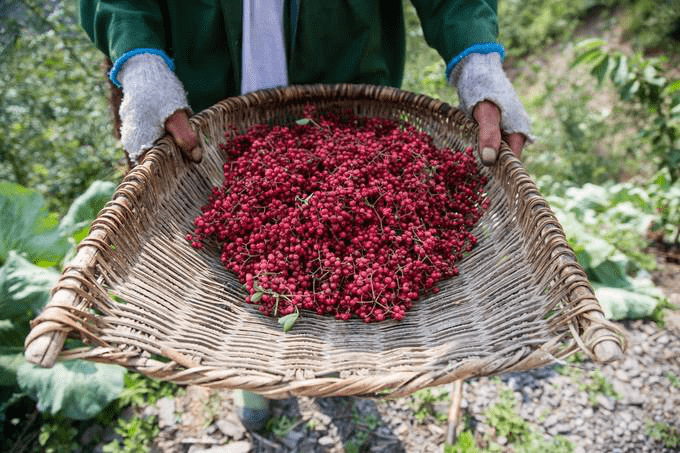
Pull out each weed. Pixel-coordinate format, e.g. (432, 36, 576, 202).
(265, 415, 299, 438)
(305, 418, 320, 431)
(352, 406, 380, 431)
(666, 371, 680, 389)
(444, 431, 480, 453)
(345, 432, 369, 453)
(579, 369, 621, 406)
(410, 387, 449, 423)
(102, 414, 160, 453)
(111, 372, 180, 413)
(343, 404, 381, 452)
(649, 298, 677, 328)
(645, 420, 680, 448)
(479, 387, 575, 453)
(36, 416, 79, 453)
(485, 388, 530, 444)
(202, 390, 222, 426)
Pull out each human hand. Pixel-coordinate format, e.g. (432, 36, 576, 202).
(117, 53, 201, 165)
(450, 52, 532, 166)
(473, 101, 525, 165)
(164, 110, 201, 162)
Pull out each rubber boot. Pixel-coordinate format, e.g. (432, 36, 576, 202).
(234, 390, 270, 431)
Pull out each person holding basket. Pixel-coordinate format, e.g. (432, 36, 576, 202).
(78, 0, 532, 430)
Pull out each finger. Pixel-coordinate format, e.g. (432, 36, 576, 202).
(473, 101, 502, 166)
(505, 132, 525, 159)
(165, 109, 202, 162)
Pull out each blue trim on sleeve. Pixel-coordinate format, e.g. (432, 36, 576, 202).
(445, 43, 505, 80)
(109, 48, 175, 88)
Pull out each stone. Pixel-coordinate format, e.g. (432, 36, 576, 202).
(281, 430, 305, 449)
(215, 419, 246, 440)
(554, 423, 571, 434)
(157, 398, 176, 428)
(624, 393, 646, 406)
(193, 441, 253, 453)
(428, 424, 444, 437)
(668, 292, 680, 307)
(318, 436, 336, 447)
(317, 413, 332, 427)
(543, 413, 560, 428)
(395, 423, 409, 436)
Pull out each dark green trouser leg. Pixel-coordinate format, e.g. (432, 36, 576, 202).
(234, 390, 270, 431)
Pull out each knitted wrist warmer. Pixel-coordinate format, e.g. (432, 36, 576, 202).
(118, 53, 191, 164)
(449, 52, 533, 141)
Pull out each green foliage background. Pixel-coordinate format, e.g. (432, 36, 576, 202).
(0, 0, 125, 213)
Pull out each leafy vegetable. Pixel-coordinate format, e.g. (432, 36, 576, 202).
(0, 182, 70, 266)
(17, 360, 125, 420)
(0, 251, 59, 318)
(542, 178, 669, 320)
(0, 181, 124, 420)
(58, 180, 115, 237)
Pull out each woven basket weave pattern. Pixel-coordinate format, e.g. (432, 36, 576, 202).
(25, 84, 625, 398)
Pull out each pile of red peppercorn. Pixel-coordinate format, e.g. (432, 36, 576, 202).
(187, 107, 488, 323)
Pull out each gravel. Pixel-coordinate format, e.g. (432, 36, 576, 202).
(141, 309, 679, 453)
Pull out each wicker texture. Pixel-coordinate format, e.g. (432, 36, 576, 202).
(25, 84, 625, 399)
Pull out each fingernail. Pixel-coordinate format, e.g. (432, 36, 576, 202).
(191, 147, 202, 163)
(481, 147, 497, 166)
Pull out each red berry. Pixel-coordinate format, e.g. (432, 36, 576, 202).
(186, 108, 487, 323)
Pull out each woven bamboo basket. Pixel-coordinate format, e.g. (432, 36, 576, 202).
(24, 84, 625, 399)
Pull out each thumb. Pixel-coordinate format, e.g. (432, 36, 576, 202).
(165, 109, 202, 162)
(472, 101, 501, 166)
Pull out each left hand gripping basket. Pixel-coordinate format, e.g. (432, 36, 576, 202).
(24, 84, 625, 399)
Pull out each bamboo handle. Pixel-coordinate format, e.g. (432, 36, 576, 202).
(24, 232, 104, 368)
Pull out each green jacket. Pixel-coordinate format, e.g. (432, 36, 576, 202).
(79, 0, 499, 112)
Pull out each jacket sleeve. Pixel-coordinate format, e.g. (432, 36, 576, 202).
(408, 0, 499, 73)
(78, 0, 167, 63)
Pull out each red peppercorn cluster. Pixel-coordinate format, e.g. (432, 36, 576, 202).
(187, 107, 488, 323)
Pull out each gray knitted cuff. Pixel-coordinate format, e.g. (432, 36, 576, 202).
(118, 53, 191, 164)
(449, 52, 533, 142)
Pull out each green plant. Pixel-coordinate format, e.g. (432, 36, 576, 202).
(444, 431, 480, 453)
(619, 0, 680, 52)
(579, 369, 621, 406)
(265, 414, 299, 438)
(647, 169, 680, 244)
(343, 403, 381, 453)
(102, 414, 160, 453)
(305, 418, 319, 431)
(666, 371, 680, 389)
(36, 415, 79, 453)
(648, 297, 678, 328)
(485, 389, 530, 445)
(482, 387, 574, 453)
(645, 420, 680, 448)
(410, 387, 449, 423)
(498, 0, 617, 59)
(539, 178, 669, 320)
(111, 372, 180, 414)
(572, 39, 680, 182)
(0, 1, 124, 214)
(0, 181, 123, 425)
